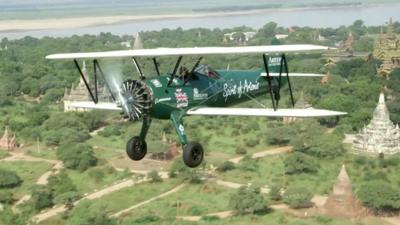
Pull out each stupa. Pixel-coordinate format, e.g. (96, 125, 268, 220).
(373, 18, 400, 78)
(0, 127, 17, 151)
(352, 92, 400, 154)
(322, 165, 367, 220)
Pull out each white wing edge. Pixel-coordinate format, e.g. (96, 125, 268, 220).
(186, 107, 347, 117)
(67, 101, 122, 111)
(260, 72, 325, 77)
(46, 45, 335, 60)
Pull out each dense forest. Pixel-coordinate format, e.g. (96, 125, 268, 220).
(1, 20, 400, 224)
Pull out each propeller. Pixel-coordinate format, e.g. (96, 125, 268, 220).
(119, 80, 152, 121)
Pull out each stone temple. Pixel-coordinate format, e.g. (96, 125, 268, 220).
(63, 61, 112, 112)
(373, 18, 400, 78)
(352, 93, 400, 155)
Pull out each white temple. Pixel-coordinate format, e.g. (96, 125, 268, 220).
(353, 93, 400, 154)
(63, 61, 112, 112)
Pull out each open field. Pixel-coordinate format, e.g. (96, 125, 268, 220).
(0, 161, 53, 197)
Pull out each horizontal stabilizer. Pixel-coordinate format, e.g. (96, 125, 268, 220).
(260, 72, 325, 77)
(67, 102, 122, 111)
(186, 107, 347, 117)
(46, 45, 334, 60)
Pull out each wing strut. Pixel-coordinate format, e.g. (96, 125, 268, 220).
(262, 54, 277, 111)
(280, 54, 295, 108)
(74, 59, 98, 103)
(167, 56, 183, 87)
(132, 57, 145, 80)
(152, 57, 161, 76)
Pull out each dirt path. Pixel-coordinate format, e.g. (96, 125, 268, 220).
(177, 211, 234, 221)
(111, 183, 186, 218)
(382, 217, 400, 225)
(229, 146, 292, 164)
(215, 179, 270, 193)
(0, 152, 59, 164)
(32, 178, 147, 223)
(90, 126, 106, 137)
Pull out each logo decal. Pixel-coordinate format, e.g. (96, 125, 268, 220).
(155, 97, 171, 104)
(222, 80, 260, 101)
(175, 89, 188, 108)
(151, 79, 162, 88)
(269, 57, 282, 66)
(193, 88, 208, 100)
(178, 124, 185, 135)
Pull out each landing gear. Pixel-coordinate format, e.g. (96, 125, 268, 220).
(126, 136, 147, 161)
(183, 142, 204, 168)
(126, 117, 151, 161)
(171, 111, 204, 168)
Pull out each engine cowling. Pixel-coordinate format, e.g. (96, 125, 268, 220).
(119, 79, 153, 121)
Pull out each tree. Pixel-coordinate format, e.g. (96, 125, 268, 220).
(229, 186, 269, 215)
(0, 208, 27, 225)
(217, 161, 235, 172)
(283, 186, 313, 209)
(30, 185, 53, 211)
(357, 180, 400, 213)
(47, 171, 77, 197)
(57, 144, 97, 171)
(0, 169, 22, 188)
(284, 152, 319, 175)
(148, 170, 163, 183)
(0, 190, 14, 204)
(269, 184, 283, 201)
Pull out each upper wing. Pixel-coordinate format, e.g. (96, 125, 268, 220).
(186, 107, 347, 117)
(46, 45, 334, 60)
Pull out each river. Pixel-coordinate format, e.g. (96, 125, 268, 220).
(1, 3, 400, 39)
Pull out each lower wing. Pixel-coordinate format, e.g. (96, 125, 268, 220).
(186, 107, 346, 117)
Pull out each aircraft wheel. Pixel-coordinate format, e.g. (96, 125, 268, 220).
(126, 136, 147, 161)
(183, 142, 204, 168)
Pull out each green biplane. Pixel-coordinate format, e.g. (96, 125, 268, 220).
(47, 45, 346, 168)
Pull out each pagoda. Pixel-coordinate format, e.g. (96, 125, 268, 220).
(352, 93, 400, 155)
(322, 165, 367, 220)
(63, 61, 112, 112)
(0, 127, 17, 151)
(373, 18, 400, 78)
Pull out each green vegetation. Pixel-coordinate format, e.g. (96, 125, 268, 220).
(229, 186, 269, 215)
(57, 144, 97, 171)
(0, 161, 52, 196)
(0, 169, 22, 188)
(66, 201, 117, 225)
(283, 186, 313, 209)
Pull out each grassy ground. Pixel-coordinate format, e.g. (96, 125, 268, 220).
(0, 150, 9, 159)
(66, 165, 132, 194)
(84, 178, 182, 215)
(24, 146, 58, 160)
(0, 161, 53, 197)
(119, 181, 236, 222)
(218, 153, 344, 195)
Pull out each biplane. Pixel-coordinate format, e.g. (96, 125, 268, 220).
(46, 45, 346, 168)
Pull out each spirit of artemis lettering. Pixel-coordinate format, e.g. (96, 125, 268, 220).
(223, 80, 260, 101)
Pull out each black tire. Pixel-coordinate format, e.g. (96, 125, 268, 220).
(183, 142, 204, 168)
(126, 136, 147, 161)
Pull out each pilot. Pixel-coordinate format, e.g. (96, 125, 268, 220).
(179, 65, 190, 81)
